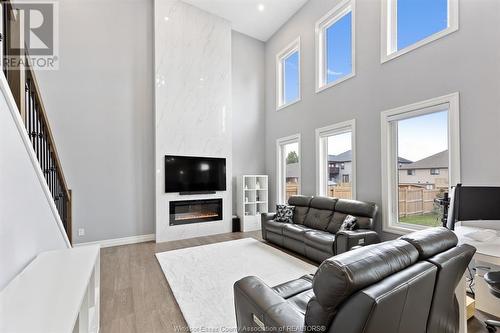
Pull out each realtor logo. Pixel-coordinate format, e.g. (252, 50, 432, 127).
(3, 1, 59, 70)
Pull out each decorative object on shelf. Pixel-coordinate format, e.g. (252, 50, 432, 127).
(245, 184, 248, 190)
(256, 182, 260, 190)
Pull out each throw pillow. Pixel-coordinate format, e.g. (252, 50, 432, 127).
(339, 214, 358, 231)
(275, 205, 295, 223)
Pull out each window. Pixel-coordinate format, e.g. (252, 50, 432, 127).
(276, 38, 301, 110)
(381, 93, 460, 234)
(277, 134, 301, 204)
(316, 120, 356, 199)
(315, 0, 355, 92)
(430, 168, 440, 175)
(381, 0, 458, 62)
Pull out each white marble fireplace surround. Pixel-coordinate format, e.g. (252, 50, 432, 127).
(154, 0, 232, 242)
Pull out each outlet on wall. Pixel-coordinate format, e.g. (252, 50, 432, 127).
(78, 228, 85, 237)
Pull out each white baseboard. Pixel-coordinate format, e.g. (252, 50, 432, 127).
(74, 234, 155, 248)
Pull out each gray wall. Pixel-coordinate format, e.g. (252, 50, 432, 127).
(35, 2, 266, 241)
(264, 0, 500, 239)
(36, 0, 155, 243)
(232, 31, 266, 212)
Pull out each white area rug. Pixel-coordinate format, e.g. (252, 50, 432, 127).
(155, 238, 316, 331)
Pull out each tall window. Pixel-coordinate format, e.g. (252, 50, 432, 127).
(381, 0, 458, 62)
(316, 120, 355, 199)
(276, 38, 301, 110)
(315, 0, 355, 92)
(381, 93, 460, 234)
(277, 134, 301, 204)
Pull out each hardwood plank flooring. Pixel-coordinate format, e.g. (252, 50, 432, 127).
(100, 231, 497, 333)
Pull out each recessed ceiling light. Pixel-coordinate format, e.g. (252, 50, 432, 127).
(164, 16, 169, 21)
(257, 4, 265, 12)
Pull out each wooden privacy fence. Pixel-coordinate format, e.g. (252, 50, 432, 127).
(399, 188, 440, 217)
(328, 185, 352, 199)
(286, 183, 299, 200)
(285, 184, 353, 200)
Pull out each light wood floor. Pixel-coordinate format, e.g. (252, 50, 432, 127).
(100, 231, 496, 333)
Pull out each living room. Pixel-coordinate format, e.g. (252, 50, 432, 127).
(1, 0, 500, 332)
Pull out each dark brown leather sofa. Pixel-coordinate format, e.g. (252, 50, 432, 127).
(261, 195, 379, 262)
(234, 227, 476, 333)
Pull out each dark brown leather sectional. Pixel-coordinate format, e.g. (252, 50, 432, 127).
(261, 195, 379, 262)
(234, 227, 476, 333)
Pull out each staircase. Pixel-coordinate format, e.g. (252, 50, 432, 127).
(2, 1, 72, 243)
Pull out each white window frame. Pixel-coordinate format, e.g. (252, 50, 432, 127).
(276, 37, 301, 111)
(315, 119, 356, 199)
(276, 134, 301, 204)
(381, 0, 459, 63)
(315, 0, 355, 93)
(380, 92, 460, 235)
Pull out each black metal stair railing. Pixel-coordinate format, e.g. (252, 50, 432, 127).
(24, 74, 70, 237)
(2, 0, 72, 243)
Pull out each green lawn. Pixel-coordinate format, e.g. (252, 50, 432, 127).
(399, 213, 441, 227)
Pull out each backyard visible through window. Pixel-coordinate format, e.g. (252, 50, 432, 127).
(284, 142, 300, 201)
(326, 11, 352, 84)
(397, 110, 449, 227)
(283, 51, 299, 105)
(326, 131, 353, 199)
(397, 0, 448, 50)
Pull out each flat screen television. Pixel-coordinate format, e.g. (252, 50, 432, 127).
(164, 155, 226, 193)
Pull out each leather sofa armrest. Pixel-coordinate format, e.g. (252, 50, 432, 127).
(261, 212, 277, 222)
(234, 276, 304, 332)
(334, 229, 380, 255)
(261, 213, 277, 239)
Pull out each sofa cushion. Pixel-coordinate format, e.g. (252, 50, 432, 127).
(275, 205, 295, 223)
(264, 220, 286, 235)
(287, 289, 315, 315)
(273, 274, 313, 299)
(399, 227, 458, 260)
(304, 231, 336, 254)
(288, 196, 313, 225)
(339, 215, 357, 231)
(311, 239, 419, 311)
(283, 224, 313, 241)
(327, 199, 377, 233)
(303, 197, 337, 230)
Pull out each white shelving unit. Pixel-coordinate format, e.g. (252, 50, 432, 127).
(237, 175, 269, 231)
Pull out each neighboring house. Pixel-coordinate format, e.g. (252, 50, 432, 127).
(328, 151, 413, 185)
(328, 150, 353, 185)
(399, 150, 449, 189)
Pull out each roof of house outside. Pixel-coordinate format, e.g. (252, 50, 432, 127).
(398, 157, 413, 164)
(286, 162, 300, 178)
(399, 150, 449, 170)
(328, 150, 413, 164)
(328, 150, 352, 162)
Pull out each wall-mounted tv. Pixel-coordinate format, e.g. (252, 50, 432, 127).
(165, 155, 226, 193)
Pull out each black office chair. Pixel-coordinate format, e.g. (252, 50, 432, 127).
(485, 271, 500, 332)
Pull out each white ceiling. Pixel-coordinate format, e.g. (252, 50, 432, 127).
(182, 0, 308, 41)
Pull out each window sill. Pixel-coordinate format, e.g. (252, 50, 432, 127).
(381, 26, 458, 64)
(276, 98, 301, 111)
(383, 222, 430, 236)
(316, 72, 355, 94)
